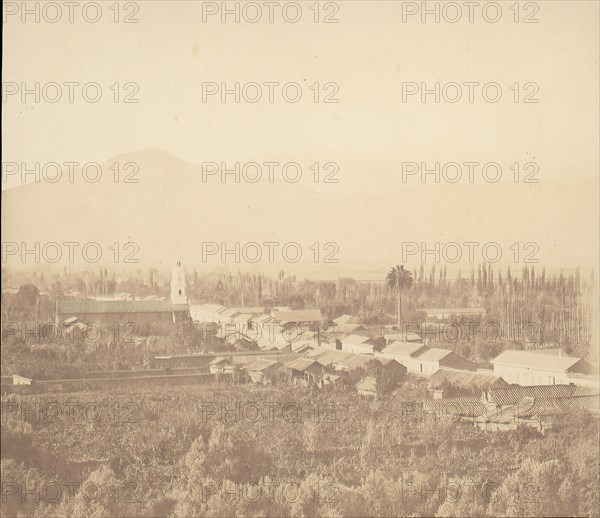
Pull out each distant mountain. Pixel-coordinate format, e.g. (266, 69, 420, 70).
(2, 148, 598, 278)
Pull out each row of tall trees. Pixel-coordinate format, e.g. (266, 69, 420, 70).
(2, 262, 596, 352)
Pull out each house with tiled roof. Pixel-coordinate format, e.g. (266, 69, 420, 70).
(491, 350, 598, 386)
(428, 368, 508, 397)
(475, 394, 600, 432)
(423, 397, 487, 421)
(483, 384, 577, 407)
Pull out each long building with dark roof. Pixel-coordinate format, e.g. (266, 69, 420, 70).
(56, 262, 190, 335)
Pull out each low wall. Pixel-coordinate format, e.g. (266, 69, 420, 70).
(151, 350, 298, 369)
(2, 373, 230, 394)
(84, 367, 208, 379)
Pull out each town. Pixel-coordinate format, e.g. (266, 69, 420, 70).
(2, 259, 599, 516)
(4, 261, 598, 431)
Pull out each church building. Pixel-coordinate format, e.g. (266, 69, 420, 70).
(57, 262, 190, 335)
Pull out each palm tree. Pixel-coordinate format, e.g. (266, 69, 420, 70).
(386, 265, 414, 330)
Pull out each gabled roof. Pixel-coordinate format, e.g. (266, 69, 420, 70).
(272, 309, 324, 324)
(553, 395, 600, 416)
(243, 359, 280, 372)
(376, 358, 407, 372)
(232, 313, 253, 324)
(284, 358, 319, 372)
(491, 350, 586, 372)
(219, 308, 241, 319)
(306, 348, 375, 372)
(336, 354, 375, 372)
(341, 334, 371, 345)
(337, 323, 366, 334)
(210, 357, 231, 365)
(291, 340, 317, 353)
(334, 314, 359, 325)
(487, 385, 577, 407)
(256, 329, 288, 349)
(479, 395, 600, 423)
(382, 341, 428, 358)
(257, 338, 279, 351)
(253, 314, 275, 324)
(225, 333, 255, 345)
(383, 332, 422, 342)
(230, 307, 267, 314)
(573, 385, 600, 396)
(58, 299, 188, 314)
(416, 348, 453, 362)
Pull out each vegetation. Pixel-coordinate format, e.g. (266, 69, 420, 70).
(386, 264, 414, 330)
(1, 384, 598, 517)
(1, 264, 597, 517)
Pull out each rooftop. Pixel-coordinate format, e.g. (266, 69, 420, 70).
(382, 341, 428, 358)
(491, 350, 587, 372)
(58, 299, 188, 314)
(486, 384, 577, 407)
(272, 309, 324, 324)
(333, 314, 360, 325)
(416, 348, 454, 362)
(423, 397, 486, 417)
(383, 332, 423, 342)
(210, 357, 231, 365)
(341, 334, 371, 345)
(243, 359, 280, 372)
(284, 358, 319, 372)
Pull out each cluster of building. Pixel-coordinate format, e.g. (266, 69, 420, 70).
(424, 382, 599, 432)
(207, 346, 407, 394)
(51, 262, 599, 422)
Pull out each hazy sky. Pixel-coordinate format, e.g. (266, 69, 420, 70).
(3, 1, 598, 191)
(2, 1, 599, 277)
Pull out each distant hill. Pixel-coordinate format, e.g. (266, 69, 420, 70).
(2, 148, 598, 277)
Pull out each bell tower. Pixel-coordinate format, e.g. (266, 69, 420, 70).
(170, 260, 188, 305)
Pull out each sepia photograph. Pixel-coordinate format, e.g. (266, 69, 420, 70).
(2, 1, 599, 517)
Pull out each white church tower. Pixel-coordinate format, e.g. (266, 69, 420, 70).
(170, 260, 188, 305)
